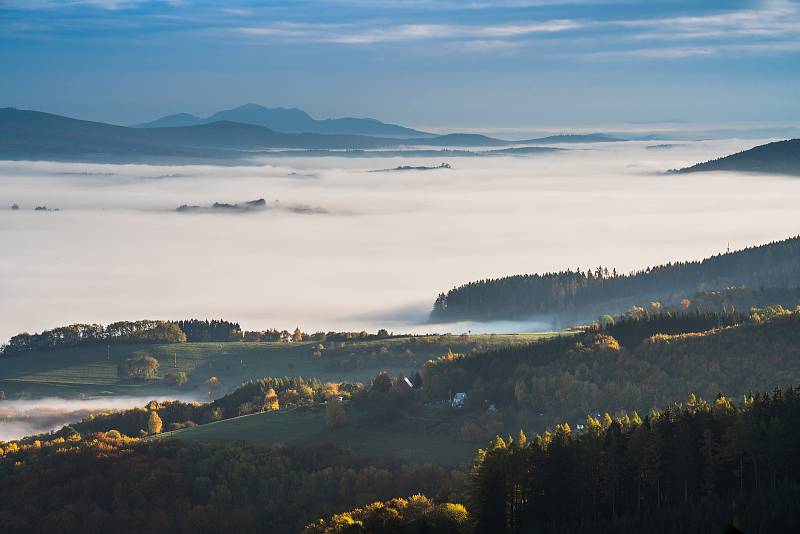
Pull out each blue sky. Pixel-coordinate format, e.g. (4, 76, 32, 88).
(1, 0, 798, 129)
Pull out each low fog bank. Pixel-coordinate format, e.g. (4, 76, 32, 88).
(2, 138, 800, 342)
(424, 319, 556, 335)
(0, 395, 202, 442)
(345, 302, 556, 334)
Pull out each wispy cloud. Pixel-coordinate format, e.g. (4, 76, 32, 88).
(2, 0, 168, 9)
(590, 46, 716, 60)
(5, 0, 800, 62)
(235, 19, 580, 44)
(618, 0, 799, 41)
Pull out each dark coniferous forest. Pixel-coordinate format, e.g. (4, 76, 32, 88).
(469, 387, 800, 534)
(675, 138, 800, 175)
(430, 235, 800, 323)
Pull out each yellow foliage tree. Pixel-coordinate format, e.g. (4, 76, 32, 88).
(147, 410, 163, 434)
(264, 388, 280, 411)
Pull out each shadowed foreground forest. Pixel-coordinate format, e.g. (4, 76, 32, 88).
(0, 436, 464, 534)
(3, 387, 800, 533)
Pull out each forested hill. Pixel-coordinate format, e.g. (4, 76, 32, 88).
(676, 138, 800, 175)
(430, 235, 800, 323)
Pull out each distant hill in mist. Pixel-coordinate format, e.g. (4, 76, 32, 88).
(134, 103, 433, 138)
(676, 139, 800, 175)
(0, 108, 388, 161)
(0, 108, 531, 162)
(0, 107, 629, 163)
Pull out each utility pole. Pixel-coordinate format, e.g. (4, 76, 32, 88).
(174, 352, 177, 368)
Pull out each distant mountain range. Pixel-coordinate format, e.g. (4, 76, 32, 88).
(676, 139, 800, 175)
(0, 107, 623, 163)
(134, 103, 433, 139)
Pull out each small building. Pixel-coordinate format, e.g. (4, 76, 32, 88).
(452, 392, 467, 408)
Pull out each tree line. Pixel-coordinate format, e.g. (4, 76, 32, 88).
(430, 234, 800, 323)
(0, 318, 397, 358)
(174, 319, 243, 342)
(0, 320, 187, 356)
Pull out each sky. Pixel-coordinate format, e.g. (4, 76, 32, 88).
(1, 0, 799, 129)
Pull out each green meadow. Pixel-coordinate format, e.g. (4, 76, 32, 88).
(0, 333, 555, 399)
(156, 404, 478, 466)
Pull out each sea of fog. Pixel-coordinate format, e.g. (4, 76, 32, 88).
(1, 138, 800, 344)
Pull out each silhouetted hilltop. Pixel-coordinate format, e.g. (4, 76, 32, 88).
(134, 103, 432, 138)
(0, 108, 606, 163)
(676, 139, 800, 175)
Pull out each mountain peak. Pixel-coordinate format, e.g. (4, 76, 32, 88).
(133, 104, 431, 138)
(132, 112, 202, 128)
(213, 104, 313, 122)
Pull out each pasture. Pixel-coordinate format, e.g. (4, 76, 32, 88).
(0, 333, 556, 399)
(156, 404, 478, 466)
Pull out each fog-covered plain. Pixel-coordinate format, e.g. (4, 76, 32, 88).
(2, 138, 800, 343)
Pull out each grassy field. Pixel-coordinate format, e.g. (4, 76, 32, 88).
(0, 333, 556, 399)
(156, 404, 479, 466)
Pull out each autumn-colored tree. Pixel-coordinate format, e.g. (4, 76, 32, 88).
(147, 410, 163, 434)
(303, 494, 468, 534)
(264, 388, 280, 411)
(293, 327, 304, 343)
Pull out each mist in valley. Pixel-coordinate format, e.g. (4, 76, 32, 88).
(0, 394, 202, 441)
(1, 138, 800, 345)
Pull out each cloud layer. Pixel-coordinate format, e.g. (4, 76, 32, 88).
(2, 139, 800, 344)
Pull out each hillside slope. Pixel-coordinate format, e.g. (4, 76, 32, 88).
(423, 310, 800, 429)
(430, 235, 800, 324)
(676, 138, 800, 175)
